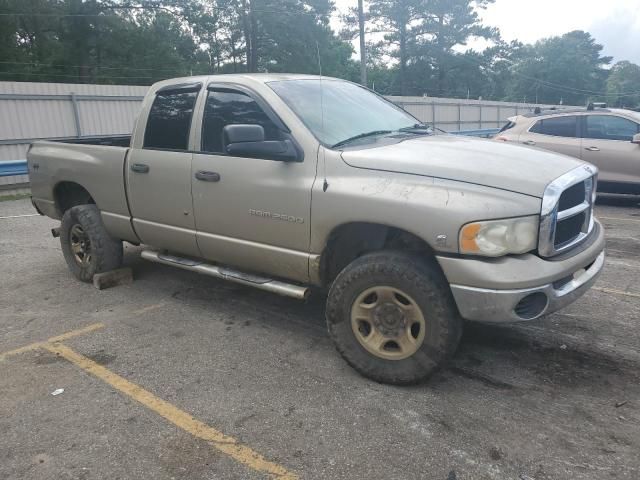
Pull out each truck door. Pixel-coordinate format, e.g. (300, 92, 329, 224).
(126, 84, 201, 256)
(581, 114, 640, 187)
(191, 86, 315, 283)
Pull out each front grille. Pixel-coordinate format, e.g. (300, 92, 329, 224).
(558, 182, 586, 211)
(555, 211, 586, 246)
(538, 165, 597, 257)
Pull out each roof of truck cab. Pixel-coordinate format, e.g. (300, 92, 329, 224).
(149, 73, 336, 92)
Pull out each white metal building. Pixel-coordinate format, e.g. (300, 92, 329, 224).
(0, 80, 549, 194)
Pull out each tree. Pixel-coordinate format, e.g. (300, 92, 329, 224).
(0, 0, 200, 84)
(606, 61, 640, 109)
(367, 0, 426, 95)
(505, 31, 612, 105)
(417, 0, 497, 96)
(237, 0, 353, 75)
(0, 0, 353, 84)
(362, 0, 496, 96)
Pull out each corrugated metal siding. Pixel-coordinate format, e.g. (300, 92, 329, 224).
(0, 144, 29, 163)
(0, 81, 149, 96)
(0, 81, 149, 192)
(0, 173, 29, 187)
(77, 99, 141, 136)
(0, 81, 149, 162)
(0, 82, 568, 194)
(1, 98, 78, 139)
(387, 96, 563, 131)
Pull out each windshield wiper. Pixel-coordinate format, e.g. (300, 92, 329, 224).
(398, 123, 433, 133)
(332, 130, 393, 148)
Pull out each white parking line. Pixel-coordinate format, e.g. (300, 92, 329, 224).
(593, 287, 640, 299)
(599, 216, 640, 223)
(0, 214, 40, 219)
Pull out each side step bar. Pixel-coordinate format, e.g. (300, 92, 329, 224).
(141, 250, 310, 300)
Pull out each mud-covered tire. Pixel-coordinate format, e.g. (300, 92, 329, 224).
(60, 204, 123, 282)
(326, 251, 463, 385)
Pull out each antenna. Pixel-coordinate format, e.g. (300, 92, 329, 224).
(316, 41, 329, 192)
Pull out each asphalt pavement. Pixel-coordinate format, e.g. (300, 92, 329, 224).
(1, 196, 639, 480)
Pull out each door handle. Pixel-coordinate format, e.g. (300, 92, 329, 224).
(585, 146, 600, 152)
(131, 163, 150, 173)
(522, 140, 536, 146)
(195, 170, 221, 182)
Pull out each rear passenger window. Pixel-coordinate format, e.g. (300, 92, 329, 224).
(201, 89, 282, 153)
(585, 115, 639, 141)
(530, 116, 577, 137)
(144, 89, 198, 150)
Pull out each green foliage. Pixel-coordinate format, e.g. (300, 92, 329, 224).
(0, 0, 197, 84)
(607, 61, 640, 109)
(504, 31, 612, 105)
(364, 0, 496, 95)
(0, 0, 355, 84)
(0, 0, 638, 108)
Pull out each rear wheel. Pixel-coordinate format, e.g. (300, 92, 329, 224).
(60, 204, 123, 282)
(326, 251, 462, 385)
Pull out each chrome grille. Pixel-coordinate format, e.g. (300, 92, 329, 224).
(538, 165, 597, 257)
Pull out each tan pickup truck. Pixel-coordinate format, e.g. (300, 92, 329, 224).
(27, 74, 605, 385)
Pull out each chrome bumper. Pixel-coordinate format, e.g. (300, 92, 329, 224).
(450, 251, 605, 323)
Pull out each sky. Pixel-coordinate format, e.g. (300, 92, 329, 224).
(332, 0, 640, 64)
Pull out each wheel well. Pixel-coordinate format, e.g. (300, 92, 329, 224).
(319, 223, 434, 286)
(54, 182, 95, 214)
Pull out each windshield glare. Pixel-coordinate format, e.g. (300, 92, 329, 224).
(268, 79, 421, 147)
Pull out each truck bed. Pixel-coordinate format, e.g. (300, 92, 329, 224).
(28, 139, 132, 230)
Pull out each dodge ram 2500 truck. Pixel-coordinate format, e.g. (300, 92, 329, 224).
(28, 74, 605, 385)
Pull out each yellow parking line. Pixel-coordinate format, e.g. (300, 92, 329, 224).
(592, 287, 640, 299)
(45, 343, 298, 480)
(0, 323, 105, 362)
(47, 322, 106, 343)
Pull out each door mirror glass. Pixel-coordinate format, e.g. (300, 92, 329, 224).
(223, 124, 300, 162)
(632, 133, 640, 145)
(223, 124, 265, 144)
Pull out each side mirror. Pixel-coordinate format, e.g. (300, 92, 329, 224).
(223, 124, 265, 144)
(223, 124, 301, 162)
(632, 133, 640, 145)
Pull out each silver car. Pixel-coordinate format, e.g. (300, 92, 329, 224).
(496, 106, 640, 194)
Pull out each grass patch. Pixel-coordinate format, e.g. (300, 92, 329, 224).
(0, 193, 31, 202)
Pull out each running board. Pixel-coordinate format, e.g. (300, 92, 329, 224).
(140, 250, 310, 300)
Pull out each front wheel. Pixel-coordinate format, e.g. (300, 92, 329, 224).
(326, 251, 462, 385)
(60, 204, 123, 282)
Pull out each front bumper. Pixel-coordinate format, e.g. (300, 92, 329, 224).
(439, 220, 606, 323)
(449, 251, 604, 322)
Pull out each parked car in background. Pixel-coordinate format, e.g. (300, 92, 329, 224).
(496, 106, 640, 194)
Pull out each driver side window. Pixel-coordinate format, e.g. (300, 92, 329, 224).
(201, 89, 282, 153)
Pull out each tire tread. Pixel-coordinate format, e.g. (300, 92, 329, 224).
(326, 251, 462, 385)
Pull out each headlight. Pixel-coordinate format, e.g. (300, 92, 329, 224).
(459, 215, 539, 257)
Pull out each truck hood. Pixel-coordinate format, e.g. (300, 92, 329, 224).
(340, 134, 585, 197)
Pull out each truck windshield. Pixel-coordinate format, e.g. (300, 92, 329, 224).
(268, 79, 426, 148)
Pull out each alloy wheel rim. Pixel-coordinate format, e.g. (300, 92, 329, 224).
(69, 224, 92, 267)
(350, 286, 426, 361)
